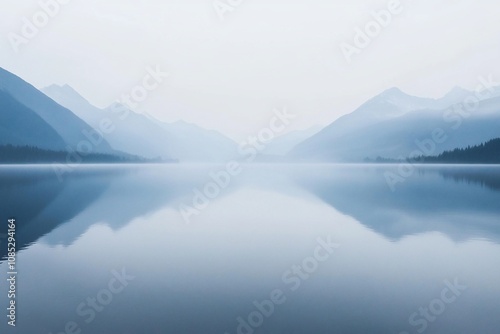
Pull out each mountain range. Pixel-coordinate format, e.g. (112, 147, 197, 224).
(42, 84, 238, 162)
(0, 67, 116, 154)
(290, 86, 500, 162)
(1, 66, 500, 163)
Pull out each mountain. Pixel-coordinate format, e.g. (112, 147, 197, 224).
(0, 90, 66, 149)
(260, 125, 322, 156)
(155, 119, 238, 162)
(310, 87, 463, 141)
(42, 84, 238, 162)
(290, 87, 500, 162)
(0, 67, 115, 154)
(439, 86, 472, 106)
(43, 84, 172, 159)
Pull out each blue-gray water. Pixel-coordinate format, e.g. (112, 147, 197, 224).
(1, 164, 499, 334)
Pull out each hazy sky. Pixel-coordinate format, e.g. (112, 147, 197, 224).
(1, 0, 500, 140)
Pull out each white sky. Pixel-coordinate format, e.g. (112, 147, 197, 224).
(1, 0, 500, 141)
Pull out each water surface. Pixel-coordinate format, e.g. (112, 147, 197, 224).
(1, 164, 499, 334)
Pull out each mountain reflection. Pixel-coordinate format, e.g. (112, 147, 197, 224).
(439, 165, 500, 191)
(0, 166, 115, 259)
(292, 165, 500, 243)
(2, 164, 500, 262)
(0, 165, 205, 260)
(1, 164, 500, 334)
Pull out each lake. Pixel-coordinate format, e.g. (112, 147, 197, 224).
(1, 164, 499, 334)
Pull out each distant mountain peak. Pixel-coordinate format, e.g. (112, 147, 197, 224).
(60, 83, 78, 93)
(381, 87, 406, 97)
(434, 86, 473, 106)
(368, 87, 424, 111)
(448, 85, 468, 93)
(441, 86, 471, 100)
(42, 83, 89, 105)
(371, 87, 419, 106)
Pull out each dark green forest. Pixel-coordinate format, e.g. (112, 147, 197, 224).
(0, 144, 160, 164)
(369, 138, 500, 164)
(418, 138, 500, 164)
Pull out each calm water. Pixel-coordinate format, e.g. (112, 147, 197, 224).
(1, 164, 499, 334)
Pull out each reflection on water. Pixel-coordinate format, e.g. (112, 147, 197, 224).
(439, 165, 500, 191)
(294, 164, 500, 242)
(0, 164, 499, 334)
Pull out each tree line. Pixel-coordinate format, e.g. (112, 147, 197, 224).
(417, 138, 500, 164)
(368, 138, 500, 164)
(0, 144, 158, 164)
